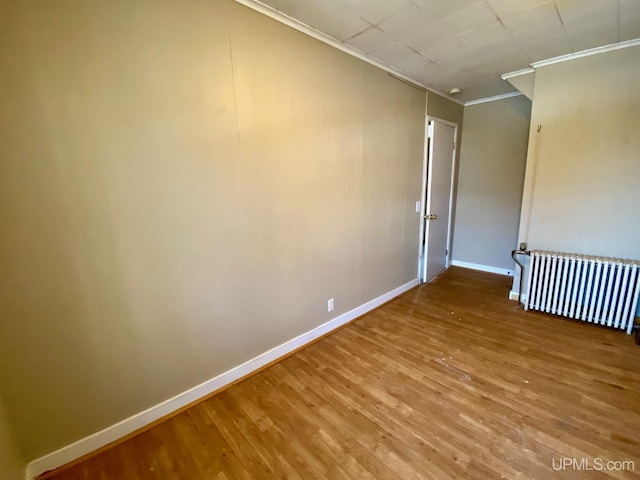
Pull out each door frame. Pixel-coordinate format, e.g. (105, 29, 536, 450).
(418, 116, 459, 283)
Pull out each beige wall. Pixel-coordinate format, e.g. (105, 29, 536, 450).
(514, 46, 640, 296)
(0, 394, 23, 480)
(517, 46, 640, 259)
(427, 92, 464, 127)
(426, 92, 464, 153)
(0, 0, 426, 460)
(453, 96, 531, 270)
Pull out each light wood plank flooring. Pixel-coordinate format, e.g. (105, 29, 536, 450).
(45, 267, 640, 479)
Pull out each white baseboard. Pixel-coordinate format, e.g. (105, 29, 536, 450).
(451, 260, 514, 277)
(509, 291, 529, 304)
(26, 278, 419, 480)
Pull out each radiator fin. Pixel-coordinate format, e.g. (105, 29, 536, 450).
(524, 251, 640, 334)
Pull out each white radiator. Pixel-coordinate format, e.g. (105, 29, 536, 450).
(524, 250, 640, 334)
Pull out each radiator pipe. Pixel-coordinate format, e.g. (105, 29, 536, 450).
(512, 247, 531, 307)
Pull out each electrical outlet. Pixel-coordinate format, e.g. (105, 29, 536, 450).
(327, 298, 334, 312)
(415, 201, 421, 213)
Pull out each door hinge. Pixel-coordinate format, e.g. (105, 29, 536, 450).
(446, 249, 449, 256)
(427, 123, 433, 138)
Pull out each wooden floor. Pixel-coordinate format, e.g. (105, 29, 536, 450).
(45, 267, 640, 480)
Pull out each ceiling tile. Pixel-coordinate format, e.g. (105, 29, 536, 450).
(395, 54, 440, 78)
(521, 34, 573, 62)
(508, 18, 565, 45)
(412, 0, 481, 23)
(378, 4, 438, 39)
(620, 0, 640, 18)
(400, 22, 450, 51)
(455, 73, 503, 93)
(457, 20, 511, 50)
(555, 0, 616, 20)
(371, 39, 416, 63)
(263, 0, 339, 22)
(556, 0, 618, 33)
(259, 0, 633, 102)
(433, 53, 484, 74)
(620, 18, 640, 41)
(399, 58, 464, 89)
(344, 0, 413, 25)
(312, 15, 372, 42)
(500, 1, 562, 33)
(620, 0, 640, 40)
(469, 37, 523, 60)
(487, 0, 551, 18)
(435, 68, 499, 93)
(567, 22, 618, 52)
(437, 1, 498, 34)
(484, 50, 532, 74)
(421, 37, 470, 63)
(345, 27, 388, 54)
(264, 0, 370, 42)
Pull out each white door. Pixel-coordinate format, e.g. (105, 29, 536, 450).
(421, 120, 456, 283)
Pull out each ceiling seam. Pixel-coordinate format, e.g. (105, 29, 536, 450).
(486, 1, 533, 65)
(232, 0, 466, 104)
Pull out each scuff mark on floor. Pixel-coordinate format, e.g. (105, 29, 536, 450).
(433, 357, 471, 382)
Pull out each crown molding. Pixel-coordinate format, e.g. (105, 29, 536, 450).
(531, 37, 640, 68)
(232, 0, 464, 105)
(236, 1, 639, 107)
(464, 91, 523, 106)
(501, 67, 535, 80)
(502, 38, 640, 81)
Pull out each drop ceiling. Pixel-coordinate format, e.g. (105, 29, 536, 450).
(255, 0, 640, 102)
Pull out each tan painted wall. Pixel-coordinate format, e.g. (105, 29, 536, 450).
(426, 92, 464, 144)
(0, 395, 23, 480)
(517, 46, 640, 259)
(453, 96, 531, 270)
(0, 0, 426, 460)
(514, 46, 640, 297)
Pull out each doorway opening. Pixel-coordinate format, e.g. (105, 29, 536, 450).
(418, 117, 458, 284)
